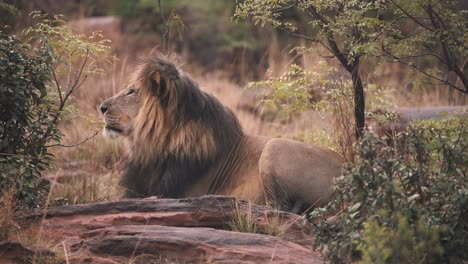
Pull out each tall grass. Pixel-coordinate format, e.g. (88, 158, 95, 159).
(0, 186, 16, 240)
(227, 202, 258, 234)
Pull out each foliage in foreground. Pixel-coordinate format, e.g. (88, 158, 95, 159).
(0, 28, 53, 208)
(0, 13, 111, 209)
(311, 117, 467, 263)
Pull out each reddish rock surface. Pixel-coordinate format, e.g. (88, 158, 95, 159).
(0, 241, 55, 264)
(12, 195, 322, 263)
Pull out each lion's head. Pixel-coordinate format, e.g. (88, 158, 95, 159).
(100, 55, 243, 167)
(100, 84, 141, 139)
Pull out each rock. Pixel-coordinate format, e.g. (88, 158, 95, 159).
(68, 225, 321, 264)
(15, 195, 321, 263)
(368, 106, 467, 136)
(0, 241, 55, 264)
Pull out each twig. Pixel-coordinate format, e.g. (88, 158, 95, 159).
(0, 153, 43, 161)
(62, 241, 69, 264)
(68, 48, 89, 96)
(41, 48, 91, 147)
(278, 26, 334, 55)
(382, 50, 467, 94)
(46, 131, 99, 148)
(271, 0, 298, 13)
(387, 52, 449, 65)
(51, 67, 63, 105)
(158, 0, 168, 52)
(389, 0, 434, 32)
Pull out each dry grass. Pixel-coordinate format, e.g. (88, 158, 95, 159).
(0, 186, 16, 240)
(226, 202, 294, 238)
(262, 210, 287, 237)
(227, 201, 259, 234)
(29, 252, 63, 264)
(11, 221, 64, 263)
(47, 136, 123, 206)
(126, 254, 199, 264)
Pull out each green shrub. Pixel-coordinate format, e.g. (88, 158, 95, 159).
(0, 28, 54, 208)
(311, 116, 467, 263)
(359, 213, 443, 264)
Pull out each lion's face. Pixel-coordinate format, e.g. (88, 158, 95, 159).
(100, 86, 141, 139)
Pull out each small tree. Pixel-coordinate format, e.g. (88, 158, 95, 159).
(235, 0, 391, 138)
(0, 28, 53, 207)
(380, 0, 468, 94)
(235, 0, 467, 137)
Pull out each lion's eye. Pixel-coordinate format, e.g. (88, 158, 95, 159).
(127, 89, 136, 95)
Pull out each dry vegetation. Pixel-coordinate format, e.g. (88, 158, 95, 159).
(2, 7, 466, 262)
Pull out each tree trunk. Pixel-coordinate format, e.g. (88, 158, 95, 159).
(351, 64, 365, 139)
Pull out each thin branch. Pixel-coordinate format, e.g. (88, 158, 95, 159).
(158, 0, 168, 52)
(68, 48, 89, 95)
(272, 0, 298, 13)
(65, 48, 76, 94)
(46, 130, 99, 148)
(390, 52, 449, 65)
(425, 2, 468, 89)
(383, 51, 467, 93)
(390, 0, 435, 32)
(305, 5, 353, 72)
(278, 26, 335, 55)
(305, 5, 328, 23)
(41, 49, 90, 145)
(51, 65, 63, 105)
(317, 54, 336, 59)
(0, 153, 43, 161)
(370, 15, 429, 43)
(74, 75, 88, 92)
(53, 43, 70, 69)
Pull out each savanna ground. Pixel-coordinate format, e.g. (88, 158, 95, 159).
(0, 1, 467, 263)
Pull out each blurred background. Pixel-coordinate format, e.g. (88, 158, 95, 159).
(1, 0, 466, 204)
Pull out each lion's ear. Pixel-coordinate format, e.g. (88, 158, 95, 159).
(150, 72, 167, 96)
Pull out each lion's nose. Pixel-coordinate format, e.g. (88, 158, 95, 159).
(100, 103, 108, 114)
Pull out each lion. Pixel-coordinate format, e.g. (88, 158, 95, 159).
(100, 55, 343, 213)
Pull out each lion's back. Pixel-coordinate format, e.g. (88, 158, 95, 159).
(258, 138, 343, 208)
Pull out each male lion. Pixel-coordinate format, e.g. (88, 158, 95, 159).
(100, 55, 343, 213)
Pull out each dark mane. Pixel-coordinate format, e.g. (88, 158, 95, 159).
(121, 55, 243, 198)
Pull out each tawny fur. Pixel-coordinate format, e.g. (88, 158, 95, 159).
(100, 55, 343, 213)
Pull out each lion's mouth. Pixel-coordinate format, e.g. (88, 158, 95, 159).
(105, 125, 123, 133)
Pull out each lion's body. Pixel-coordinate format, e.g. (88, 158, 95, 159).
(100, 55, 343, 213)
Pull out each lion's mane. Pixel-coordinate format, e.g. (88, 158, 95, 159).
(121, 56, 243, 198)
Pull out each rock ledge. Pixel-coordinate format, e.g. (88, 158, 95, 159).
(8, 195, 322, 263)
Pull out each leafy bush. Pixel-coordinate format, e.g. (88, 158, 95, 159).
(359, 213, 443, 264)
(311, 116, 467, 263)
(0, 28, 54, 208)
